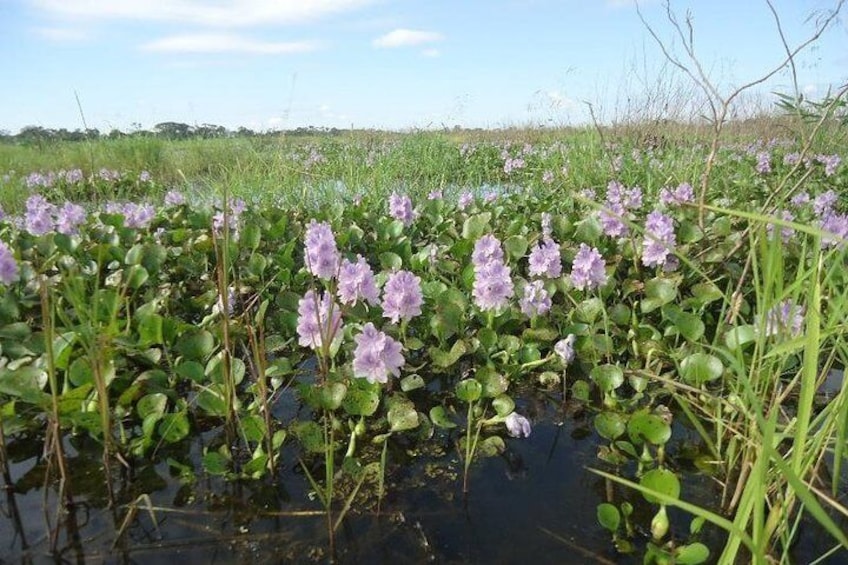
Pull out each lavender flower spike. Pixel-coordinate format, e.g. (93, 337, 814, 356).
(519, 280, 551, 317)
(337, 255, 381, 306)
(296, 290, 343, 350)
(570, 244, 607, 291)
(352, 323, 405, 384)
(304, 220, 340, 280)
(0, 242, 19, 285)
(382, 270, 423, 324)
(505, 412, 532, 438)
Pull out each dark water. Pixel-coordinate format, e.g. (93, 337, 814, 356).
(1, 384, 846, 564)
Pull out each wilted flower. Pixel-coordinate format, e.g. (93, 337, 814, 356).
(389, 192, 416, 227)
(382, 270, 423, 323)
(642, 210, 676, 268)
(0, 242, 19, 285)
(519, 280, 551, 317)
(554, 334, 576, 364)
(570, 244, 607, 291)
(352, 323, 405, 384)
(473, 259, 514, 311)
(337, 255, 380, 306)
(505, 412, 531, 438)
(304, 220, 340, 280)
(296, 290, 343, 350)
(55, 202, 87, 235)
(528, 238, 562, 278)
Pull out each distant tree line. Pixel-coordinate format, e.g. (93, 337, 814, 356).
(0, 123, 348, 145)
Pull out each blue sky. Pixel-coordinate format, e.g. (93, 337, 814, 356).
(1, 0, 845, 133)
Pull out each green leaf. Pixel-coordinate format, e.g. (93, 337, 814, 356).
(640, 468, 681, 503)
(477, 367, 508, 398)
(159, 412, 190, 443)
(400, 374, 425, 392)
(680, 353, 723, 386)
(478, 327, 498, 350)
(319, 382, 347, 411)
(176, 330, 215, 361)
(462, 213, 492, 240)
(137, 393, 167, 419)
(125, 264, 149, 289)
(597, 503, 621, 533)
(642, 278, 678, 313)
(675, 543, 710, 565)
(379, 251, 403, 270)
(429, 340, 467, 368)
(628, 410, 672, 446)
(478, 435, 505, 457)
(202, 451, 230, 476)
(724, 325, 756, 350)
(594, 411, 626, 440)
(503, 235, 529, 260)
(429, 405, 457, 429)
(574, 297, 604, 324)
(175, 360, 205, 383)
(291, 421, 325, 454)
(68, 357, 94, 387)
(455, 378, 482, 403)
(137, 313, 164, 346)
(342, 388, 380, 417)
(590, 364, 624, 393)
(663, 305, 705, 342)
(196, 387, 227, 416)
(492, 394, 515, 417)
(388, 401, 419, 432)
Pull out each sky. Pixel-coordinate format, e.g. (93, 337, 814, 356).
(0, 0, 845, 133)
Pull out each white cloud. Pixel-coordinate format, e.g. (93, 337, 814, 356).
(141, 34, 322, 54)
(30, 0, 377, 27)
(421, 48, 440, 58)
(32, 27, 88, 41)
(373, 28, 444, 48)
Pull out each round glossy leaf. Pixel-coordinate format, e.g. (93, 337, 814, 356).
(137, 393, 167, 419)
(176, 330, 215, 361)
(676, 543, 710, 565)
(379, 251, 403, 270)
(477, 367, 508, 398)
(159, 412, 190, 443)
(642, 278, 678, 314)
(725, 325, 756, 350)
(455, 378, 482, 403)
(68, 357, 94, 387)
(492, 394, 515, 417)
(175, 360, 205, 383)
(571, 380, 591, 401)
(400, 374, 425, 392)
(680, 353, 723, 386)
(590, 364, 624, 393)
(388, 402, 419, 432)
(597, 503, 621, 533)
(342, 388, 380, 417)
(640, 468, 681, 503)
(574, 298, 603, 324)
(462, 213, 491, 240)
(125, 265, 149, 289)
(429, 405, 457, 429)
(628, 411, 672, 445)
(594, 411, 626, 440)
(320, 382, 347, 411)
(503, 235, 528, 260)
(478, 435, 506, 457)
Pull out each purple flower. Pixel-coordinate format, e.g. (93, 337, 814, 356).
(815, 154, 841, 177)
(123, 203, 156, 229)
(622, 186, 643, 209)
(139, 170, 152, 183)
(472, 234, 505, 269)
(427, 190, 443, 200)
(24, 195, 57, 235)
(542, 170, 554, 184)
(519, 280, 551, 317)
(0, 242, 19, 285)
(164, 190, 185, 207)
(554, 334, 576, 364)
(473, 260, 514, 311)
(503, 157, 526, 174)
(337, 255, 380, 306)
(505, 412, 531, 438)
(599, 201, 629, 238)
(382, 270, 423, 324)
(767, 210, 795, 243)
(64, 169, 84, 184)
(541, 213, 553, 239)
(813, 191, 838, 218)
(352, 322, 405, 384)
(389, 192, 415, 227)
(641, 210, 676, 268)
(758, 300, 805, 337)
(296, 290, 343, 350)
(821, 213, 848, 248)
(56, 202, 87, 235)
(578, 188, 597, 201)
(756, 152, 771, 174)
(458, 191, 474, 210)
(659, 182, 695, 207)
(570, 244, 607, 291)
(98, 168, 121, 182)
(304, 220, 340, 280)
(790, 192, 810, 208)
(528, 238, 562, 279)
(784, 152, 801, 166)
